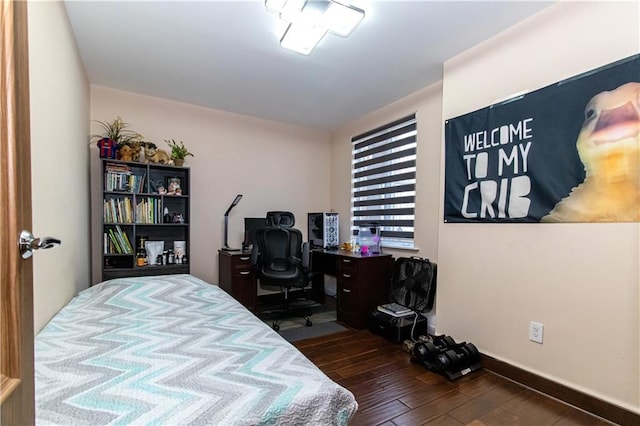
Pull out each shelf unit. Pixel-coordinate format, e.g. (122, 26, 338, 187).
(100, 159, 190, 281)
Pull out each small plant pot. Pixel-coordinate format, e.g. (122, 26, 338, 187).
(173, 158, 184, 167)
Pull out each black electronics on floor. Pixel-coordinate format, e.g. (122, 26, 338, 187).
(368, 310, 428, 343)
(307, 212, 339, 249)
(410, 334, 482, 380)
(368, 256, 437, 344)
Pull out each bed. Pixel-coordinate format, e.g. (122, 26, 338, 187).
(35, 274, 357, 425)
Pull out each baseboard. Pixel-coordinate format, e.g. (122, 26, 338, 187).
(481, 354, 639, 425)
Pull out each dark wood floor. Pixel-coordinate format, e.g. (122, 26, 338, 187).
(294, 329, 612, 426)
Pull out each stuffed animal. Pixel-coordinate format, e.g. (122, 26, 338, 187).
(142, 142, 174, 165)
(131, 141, 142, 162)
(117, 144, 134, 162)
(542, 82, 640, 222)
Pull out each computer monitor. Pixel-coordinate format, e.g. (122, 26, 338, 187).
(243, 217, 267, 251)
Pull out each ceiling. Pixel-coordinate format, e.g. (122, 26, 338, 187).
(63, 1, 554, 130)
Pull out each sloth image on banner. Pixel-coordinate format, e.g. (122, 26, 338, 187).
(444, 54, 639, 223)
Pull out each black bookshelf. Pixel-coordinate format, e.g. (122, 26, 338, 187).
(100, 159, 190, 281)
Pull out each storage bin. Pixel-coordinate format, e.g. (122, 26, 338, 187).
(358, 223, 381, 253)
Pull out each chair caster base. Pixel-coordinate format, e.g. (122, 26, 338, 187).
(305, 319, 312, 327)
(272, 321, 280, 331)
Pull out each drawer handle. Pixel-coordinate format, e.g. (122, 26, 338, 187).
(239, 257, 250, 261)
(239, 271, 250, 275)
(342, 289, 351, 293)
(342, 274, 351, 278)
(342, 259, 351, 263)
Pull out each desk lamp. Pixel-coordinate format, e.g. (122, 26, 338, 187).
(222, 194, 243, 251)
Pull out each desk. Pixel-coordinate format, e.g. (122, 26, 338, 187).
(218, 249, 394, 329)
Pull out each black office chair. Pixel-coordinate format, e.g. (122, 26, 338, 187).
(251, 211, 313, 331)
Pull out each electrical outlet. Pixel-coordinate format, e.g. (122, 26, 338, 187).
(529, 321, 544, 343)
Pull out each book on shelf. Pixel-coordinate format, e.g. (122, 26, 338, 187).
(106, 226, 133, 255)
(135, 197, 161, 224)
(105, 162, 131, 172)
(115, 225, 133, 253)
(104, 163, 145, 193)
(104, 197, 133, 223)
(105, 170, 131, 192)
(107, 229, 122, 253)
(132, 173, 146, 194)
(377, 303, 414, 317)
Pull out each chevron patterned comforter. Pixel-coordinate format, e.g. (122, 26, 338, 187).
(35, 274, 357, 425)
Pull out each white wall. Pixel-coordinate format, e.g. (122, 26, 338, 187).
(330, 82, 444, 332)
(331, 82, 443, 262)
(90, 86, 331, 285)
(439, 1, 639, 413)
(332, 0, 639, 414)
(28, 0, 91, 333)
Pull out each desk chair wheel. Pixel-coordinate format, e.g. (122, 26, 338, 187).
(305, 318, 312, 327)
(272, 321, 280, 331)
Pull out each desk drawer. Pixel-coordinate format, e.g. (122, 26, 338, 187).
(336, 260, 359, 326)
(231, 255, 253, 269)
(337, 257, 357, 274)
(232, 268, 254, 280)
(337, 284, 358, 326)
(231, 270, 257, 309)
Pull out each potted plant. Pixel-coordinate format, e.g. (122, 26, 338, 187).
(165, 139, 194, 166)
(90, 117, 143, 159)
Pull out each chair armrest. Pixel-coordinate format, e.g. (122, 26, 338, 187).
(301, 241, 310, 270)
(250, 243, 259, 267)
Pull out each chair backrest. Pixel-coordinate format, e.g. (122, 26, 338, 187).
(252, 212, 309, 287)
(265, 211, 295, 228)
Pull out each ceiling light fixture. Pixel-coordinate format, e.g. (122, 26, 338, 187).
(265, 0, 365, 55)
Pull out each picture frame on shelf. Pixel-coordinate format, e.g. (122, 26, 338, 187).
(166, 177, 182, 195)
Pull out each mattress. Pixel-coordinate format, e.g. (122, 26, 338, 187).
(35, 274, 357, 425)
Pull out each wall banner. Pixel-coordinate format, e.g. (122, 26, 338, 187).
(444, 55, 639, 223)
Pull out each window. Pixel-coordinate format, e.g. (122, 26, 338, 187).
(351, 114, 417, 249)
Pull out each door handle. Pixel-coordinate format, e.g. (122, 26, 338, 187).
(19, 230, 61, 259)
